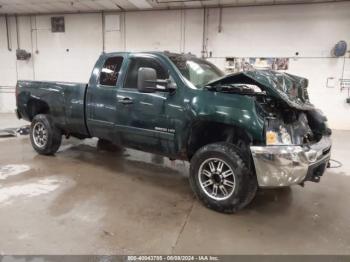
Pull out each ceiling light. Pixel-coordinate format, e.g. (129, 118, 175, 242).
(127, 0, 152, 9)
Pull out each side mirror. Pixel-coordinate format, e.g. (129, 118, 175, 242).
(137, 67, 157, 93)
(137, 67, 177, 93)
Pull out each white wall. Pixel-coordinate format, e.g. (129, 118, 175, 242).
(126, 10, 183, 52)
(33, 13, 103, 82)
(206, 3, 350, 57)
(0, 16, 17, 112)
(205, 2, 350, 130)
(0, 2, 349, 129)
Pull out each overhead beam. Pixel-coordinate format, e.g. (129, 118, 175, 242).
(0, 0, 349, 15)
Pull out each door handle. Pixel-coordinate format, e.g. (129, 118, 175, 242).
(118, 97, 133, 105)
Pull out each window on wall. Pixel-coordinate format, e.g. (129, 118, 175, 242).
(124, 57, 169, 89)
(99, 57, 124, 86)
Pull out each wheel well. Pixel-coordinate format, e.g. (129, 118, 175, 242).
(27, 99, 50, 121)
(187, 121, 253, 160)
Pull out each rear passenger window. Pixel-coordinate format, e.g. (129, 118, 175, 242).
(124, 57, 169, 89)
(99, 56, 124, 86)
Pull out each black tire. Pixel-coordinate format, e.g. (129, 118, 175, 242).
(97, 139, 124, 153)
(189, 142, 257, 213)
(30, 114, 62, 155)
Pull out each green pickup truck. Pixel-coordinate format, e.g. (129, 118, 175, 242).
(16, 51, 332, 213)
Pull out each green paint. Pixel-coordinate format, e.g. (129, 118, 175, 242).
(16, 52, 315, 160)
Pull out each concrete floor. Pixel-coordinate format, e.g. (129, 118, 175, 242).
(0, 113, 350, 255)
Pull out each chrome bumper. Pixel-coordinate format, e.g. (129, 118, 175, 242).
(250, 136, 332, 187)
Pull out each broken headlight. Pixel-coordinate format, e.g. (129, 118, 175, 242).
(266, 120, 292, 146)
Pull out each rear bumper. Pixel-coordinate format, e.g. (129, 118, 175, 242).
(250, 136, 331, 187)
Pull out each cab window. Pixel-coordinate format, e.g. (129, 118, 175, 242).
(99, 56, 124, 86)
(124, 57, 169, 89)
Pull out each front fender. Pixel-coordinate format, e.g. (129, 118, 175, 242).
(190, 91, 265, 142)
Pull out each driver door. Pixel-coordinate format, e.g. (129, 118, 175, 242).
(115, 55, 175, 154)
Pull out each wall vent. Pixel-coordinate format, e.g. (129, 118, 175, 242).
(51, 17, 65, 33)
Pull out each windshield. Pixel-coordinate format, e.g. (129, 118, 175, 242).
(168, 56, 224, 88)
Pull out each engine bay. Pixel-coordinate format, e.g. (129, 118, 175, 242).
(255, 94, 331, 145)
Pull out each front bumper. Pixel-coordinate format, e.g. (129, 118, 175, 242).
(250, 136, 331, 187)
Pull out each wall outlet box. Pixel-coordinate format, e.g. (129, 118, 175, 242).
(16, 49, 31, 60)
(346, 98, 350, 103)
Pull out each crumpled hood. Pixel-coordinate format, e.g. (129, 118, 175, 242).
(206, 70, 315, 110)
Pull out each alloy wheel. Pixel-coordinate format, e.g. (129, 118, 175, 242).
(198, 158, 236, 201)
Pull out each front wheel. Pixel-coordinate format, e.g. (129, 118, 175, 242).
(30, 114, 62, 155)
(189, 142, 257, 213)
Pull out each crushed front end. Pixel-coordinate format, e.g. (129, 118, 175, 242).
(249, 72, 332, 187)
(206, 70, 332, 188)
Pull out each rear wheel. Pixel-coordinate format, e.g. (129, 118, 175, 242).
(189, 142, 257, 213)
(30, 114, 62, 155)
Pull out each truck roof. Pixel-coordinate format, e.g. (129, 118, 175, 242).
(103, 51, 197, 59)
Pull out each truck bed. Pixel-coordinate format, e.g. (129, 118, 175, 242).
(16, 80, 90, 138)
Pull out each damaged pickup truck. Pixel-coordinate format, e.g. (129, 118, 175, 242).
(16, 52, 332, 213)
